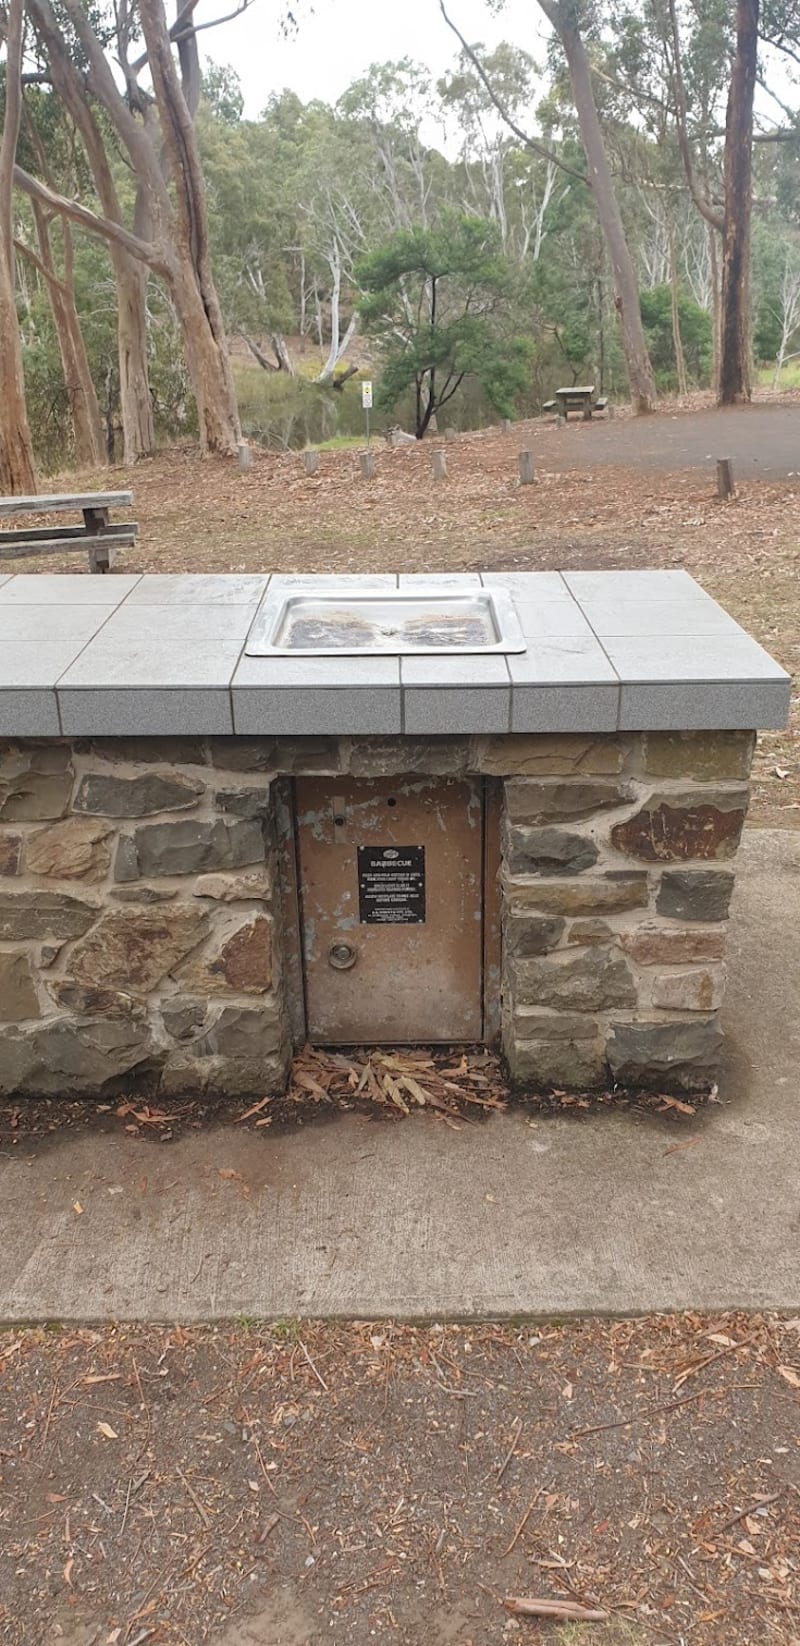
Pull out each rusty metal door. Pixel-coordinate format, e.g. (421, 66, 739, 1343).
(294, 776, 485, 1043)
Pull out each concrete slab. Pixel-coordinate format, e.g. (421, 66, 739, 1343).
(1, 825, 798, 1324)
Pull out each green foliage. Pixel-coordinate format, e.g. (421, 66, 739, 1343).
(356, 216, 533, 436)
(640, 284, 713, 388)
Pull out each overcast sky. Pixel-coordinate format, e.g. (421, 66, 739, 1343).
(198, 0, 550, 120)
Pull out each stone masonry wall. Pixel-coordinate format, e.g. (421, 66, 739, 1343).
(0, 730, 754, 1098)
(496, 728, 754, 1093)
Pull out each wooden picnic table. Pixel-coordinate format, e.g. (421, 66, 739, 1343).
(0, 490, 137, 573)
(555, 385, 597, 420)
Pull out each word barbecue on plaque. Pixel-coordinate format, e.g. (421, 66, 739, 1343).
(357, 846, 426, 925)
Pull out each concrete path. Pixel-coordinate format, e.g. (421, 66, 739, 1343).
(1, 826, 799, 1324)
(536, 401, 800, 481)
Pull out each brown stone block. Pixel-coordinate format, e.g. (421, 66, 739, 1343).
(513, 1007, 600, 1040)
(508, 873, 648, 916)
(209, 737, 340, 773)
(193, 870, 272, 904)
(505, 778, 634, 824)
(26, 817, 114, 882)
(622, 926, 726, 965)
(179, 917, 273, 995)
(0, 952, 40, 1021)
(566, 919, 615, 946)
(651, 967, 726, 1011)
(0, 834, 21, 876)
(479, 735, 625, 777)
(350, 738, 469, 777)
(643, 731, 755, 781)
(610, 790, 749, 862)
(70, 906, 208, 992)
(48, 981, 145, 1019)
(84, 738, 208, 765)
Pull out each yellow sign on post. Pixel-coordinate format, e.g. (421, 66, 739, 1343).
(361, 380, 373, 448)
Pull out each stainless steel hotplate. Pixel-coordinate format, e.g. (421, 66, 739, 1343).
(245, 588, 526, 656)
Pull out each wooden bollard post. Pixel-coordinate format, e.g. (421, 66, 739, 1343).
(717, 457, 735, 500)
(238, 441, 252, 471)
(502, 418, 513, 433)
(432, 449, 448, 480)
(445, 428, 457, 441)
(360, 451, 375, 479)
(518, 449, 535, 485)
(303, 450, 320, 476)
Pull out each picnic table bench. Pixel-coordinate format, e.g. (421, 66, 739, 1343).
(0, 491, 137, 573)
(542, 386, 608, 421)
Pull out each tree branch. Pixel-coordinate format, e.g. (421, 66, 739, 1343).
(666, 0, 724, 231)
(14, 233, 67, 294)
(437, 0, 588, 187)
(13, 166, 164, 268)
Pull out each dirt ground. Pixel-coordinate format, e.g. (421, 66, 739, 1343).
(4, 400, 797, 826)
(1, 401, 799, 1645)
(1, 1314, 798, 1646)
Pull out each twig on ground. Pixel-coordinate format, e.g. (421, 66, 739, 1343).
(501, 1488, 543, 1557)
(176, 1466, 211, 1529)
(300, 1338, 329, 1392)
(716, 1491, 781, 1534)
(495, 1416, 523, 1483)
(503, 1596, 610, 1621)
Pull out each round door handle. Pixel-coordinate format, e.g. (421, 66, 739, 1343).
(328, 941, 358, 971)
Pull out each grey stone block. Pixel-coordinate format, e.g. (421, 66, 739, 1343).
(656, 869, 735, 922)
(606, 1016, 723, 1090)
(619, 680, 791, 732)
(511, 685, 620, 733)
(506, 1036, 606, 1090)
(0, 574, 141, 605)
(0, 890, 97, 942)
(0, 690, 61, 737)
(129, 818, 265, 879)
(75, 772, 204, 817)
(233, 686, 401, 736)
(504, 914, 565, 955)
(2, 606, 112, 644)
(123, 574, 269, 607)
(214, 787, 271, 820)
(404, 686, 510, 735)
(58, 687, 234, 736)
(506, 826, 599, 876)
(513, 948, 637, 1011)
(0, 1017, 156, 1096)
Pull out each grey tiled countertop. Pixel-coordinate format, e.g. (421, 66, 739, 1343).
(0, 569, 790, 737)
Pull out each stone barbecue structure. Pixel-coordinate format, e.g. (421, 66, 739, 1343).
(0, 570, 790, 1099)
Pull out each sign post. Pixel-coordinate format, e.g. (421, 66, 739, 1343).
(361, 380, 373, 449)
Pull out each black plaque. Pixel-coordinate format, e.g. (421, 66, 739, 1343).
(357, 845, 425, 924)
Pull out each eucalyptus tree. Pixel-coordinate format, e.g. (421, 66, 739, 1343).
(17, 0, 242, 455)
(438, 0, 657, 412)
(0, 0, 37, 490)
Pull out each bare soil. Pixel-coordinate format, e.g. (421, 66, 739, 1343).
(4, 403, 796, 826)
(1, 403, 798, 1645)
(1, 1314, 798, 1646)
